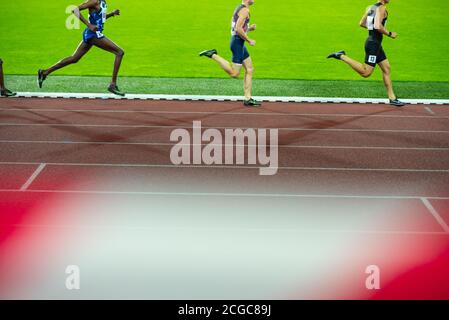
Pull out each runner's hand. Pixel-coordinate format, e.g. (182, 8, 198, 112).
(248, 39, 256, 46)
(249, 24, 257, 31)
(390, 32, 398, 39)
(112, 9, 120, 16)
(88, 24, 98, 32)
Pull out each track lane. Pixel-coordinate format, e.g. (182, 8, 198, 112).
(0, 127, 448, 148)
(2, 98, 449, 115)
(0, 142, 448, 169)
(1, 109, 449, 130)
(0, 164, 442, 198)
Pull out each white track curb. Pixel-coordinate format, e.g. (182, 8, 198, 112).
(3, 92, 449, 105)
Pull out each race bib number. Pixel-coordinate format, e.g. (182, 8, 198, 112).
(368, 55, 377, 64)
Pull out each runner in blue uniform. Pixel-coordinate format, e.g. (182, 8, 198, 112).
(38, 0, 125, 96)
(327, 0, 405, 107)
(0, 59, 16, 97)
(199, 0, 261, 107)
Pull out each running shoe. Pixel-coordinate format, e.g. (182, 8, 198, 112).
(108, 84, 125, 96)
(389, 98, 406, 107)
(37, 69, 46, 88)
(327, 51, 346, 60)
(199, 49, 218, 58)
(0, 89, 17, 97)
(244, 98, 262, 107)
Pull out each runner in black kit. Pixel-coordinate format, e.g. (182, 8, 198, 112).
(199, 0, 261, 107)
(327, 0, 405, 107)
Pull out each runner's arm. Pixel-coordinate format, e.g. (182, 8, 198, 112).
(72, 0, 98, 30)
(235, 8, 252, 43)
(106, 9, 120, 19)
(359, 10, 368, 28)
(374, 6, 393, 36)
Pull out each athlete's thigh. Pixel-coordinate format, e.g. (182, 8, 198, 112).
(90, 37, 122, 54)
(378, 59, 391, 73)
(230, 36, 248, 67)
(364, 39, 383, 68)
(73, 41, 92, 59)
(376, 46, 387, 65)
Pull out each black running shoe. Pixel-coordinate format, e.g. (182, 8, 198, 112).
(389, 98, 406, 107)
(108, 84, 125, 96)
(37, 69, 46, 88)
(199, 49, 218, 58)
(0, 89, 17, 97)
(244, 98, 262, 107)
(327, 50, 346, 60)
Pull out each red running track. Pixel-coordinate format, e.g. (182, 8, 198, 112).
(0, 97, 449, 299)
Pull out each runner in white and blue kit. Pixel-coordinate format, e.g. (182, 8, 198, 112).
(199, 0, 261, 107)
(38, 0, 125, 96)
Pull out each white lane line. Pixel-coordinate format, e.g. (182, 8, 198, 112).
(1, 122, 448, 133)
(9, 92, 449, 105)
(0, 140, 449, 151)
(421, 198, 449, 233)
(425, 107, 436, 115)
(1, 161, 449, 173)
(19, 163, 46, 191)
(0, 188, 449, 201)
(1, 108, 447, 119)
(1, 223, 447, 236)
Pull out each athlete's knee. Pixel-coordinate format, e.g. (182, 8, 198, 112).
(230, 70, 240, 78)
(245, 66, 254, 75)
(361, 69, 373, 78)
(382, 65, 391, 76)
(116, 48, 125, 57)
(0, 58, 3, 65)
(71, 56, 81, 64)
(66, 54, 82, 64)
